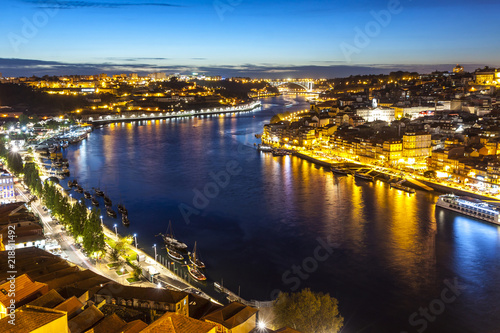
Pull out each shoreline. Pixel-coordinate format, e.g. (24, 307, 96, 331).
(291, 150, 500, 203)
(85, 101, 262, 125)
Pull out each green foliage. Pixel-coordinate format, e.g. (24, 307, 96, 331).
(82, 208, 105, 257)
(23, 163, 42, 196)
(0, 83, 88, 115)
(6, 152, 23, 174)
(19, 114, 30, 127)
(270, 115, 282, 124)
(273, 289, 343, 333)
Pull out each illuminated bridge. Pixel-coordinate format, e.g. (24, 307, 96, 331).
(269, 80, 315, 92)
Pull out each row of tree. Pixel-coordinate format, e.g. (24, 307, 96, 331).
(42, 181, 105, 257)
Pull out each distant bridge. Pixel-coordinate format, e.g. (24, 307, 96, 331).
(270, 80, 314, 92)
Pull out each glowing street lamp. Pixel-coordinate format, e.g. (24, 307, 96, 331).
(133, 233, 138, 248)
(113, 224, 117, 238)
(153, 244, 157, 261)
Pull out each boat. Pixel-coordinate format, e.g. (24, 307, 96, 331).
(95, 188, 105, 197)
(106, 207, 117, 218)
(436, 194, 500, 225)
(187, 264, 207, 281)
(390, 182, 415, 194)
(122, 214, 130, 226)
(354, 172, 374, 182)
(272, 149, 290, 156)
(84, 191, 92, 199)
(104, 196, 112, 207)
(189, 241, 205, 269)
(91, 197, 99, 207)
(117, 204, 128, 215)
(331, 167, 350, 175)
(68, 180, 75, 188)
(166, 247, 184, 261)
(161, 221, 188, 250)
(75, 185, 84, 193)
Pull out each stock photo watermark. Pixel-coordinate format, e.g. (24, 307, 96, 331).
(401, 278, 466, 333)
(5, 225, 17, 325)
(340, 0, 403, 62)
(213, 0, 242, 21)
(8, 2, 59, 52)
(270, 236, 339, 300)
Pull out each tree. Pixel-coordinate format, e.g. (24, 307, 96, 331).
(270, 115, 282, 124)
(83, 208, 105, 258)
(273, 289, 343, 333)
(7, 152, 23, 174)
(19, 114, 30, 127)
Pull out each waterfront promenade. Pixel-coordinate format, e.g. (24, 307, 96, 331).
(86, 101, 262, 125)
(292, 150, 500, 202)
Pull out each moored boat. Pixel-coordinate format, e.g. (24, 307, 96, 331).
(331, 167, 350, 175)
(189, 241, 205, 269)
(104, 196, 112, 207)
(95, 188, 104, 197)
(84, 191, 92, 199)
(106, 207, 117, 218)
(117, 204, 128, 215)
(91, 197, 99, 207)
(187, 264, 207, 281)
(166, 247, 184, 261)
(354, 172, 374, 182)
(436, 194, 500, 225)
(122, 214, 130, 226)
(75, 185, 84, 193)
(161, 221, 188, 250)
(390, 182, 415, 194)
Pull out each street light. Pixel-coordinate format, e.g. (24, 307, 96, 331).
(153, 244, 157, 261)
(100, 215, 103, 225)
(133, 233, 137, 248)
(113, 224, 117, 238)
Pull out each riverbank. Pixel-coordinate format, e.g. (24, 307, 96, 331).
(86, 101, 262, 125)
(292, 150, 500, 202)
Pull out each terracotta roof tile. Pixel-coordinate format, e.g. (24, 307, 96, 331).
(141, 312, 216, 333)
(26, 289, 65, 308)
(0, 305, 67, 333)
(202, 302, 257, 329)
(68, 305, 104, 333)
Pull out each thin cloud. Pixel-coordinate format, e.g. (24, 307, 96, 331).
(19, 0, 183, 9)
(0, 58, 491, 79)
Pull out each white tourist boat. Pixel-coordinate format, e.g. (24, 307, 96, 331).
(436, 194, 500, 225)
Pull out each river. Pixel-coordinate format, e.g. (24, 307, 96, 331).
(63, 95, 500, 333)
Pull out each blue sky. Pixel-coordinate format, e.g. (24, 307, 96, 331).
(1, 0, 499, 77)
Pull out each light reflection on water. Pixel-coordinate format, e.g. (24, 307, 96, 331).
(63, 96, 500, 332)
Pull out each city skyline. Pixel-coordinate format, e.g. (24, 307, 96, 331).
(2, 0, 500, 77)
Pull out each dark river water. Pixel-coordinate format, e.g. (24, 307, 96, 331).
(64, 96, 500, 333)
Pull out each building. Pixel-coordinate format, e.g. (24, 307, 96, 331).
(94, 283, 190, 317)
(0, 203, 45, 251)
(141, 312, 216, 333)
(402, 132, 432, 165)
(0, 305, 68, 333)
(202, 301, 258, 333)
(0, 171, 15, 204)
(0, 274, 49, 319)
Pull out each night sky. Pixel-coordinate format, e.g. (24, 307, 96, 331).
(1, 0, 499, 77)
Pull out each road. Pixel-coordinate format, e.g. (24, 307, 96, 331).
(14, 181, 213, 300)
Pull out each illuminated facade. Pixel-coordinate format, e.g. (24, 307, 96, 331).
(0, 172, 15, 204)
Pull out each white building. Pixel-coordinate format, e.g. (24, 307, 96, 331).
(0, 172, 14, 204)
(356, 107, 396, 122)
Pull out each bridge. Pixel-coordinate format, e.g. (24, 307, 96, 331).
(269, 80, 315, 92)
